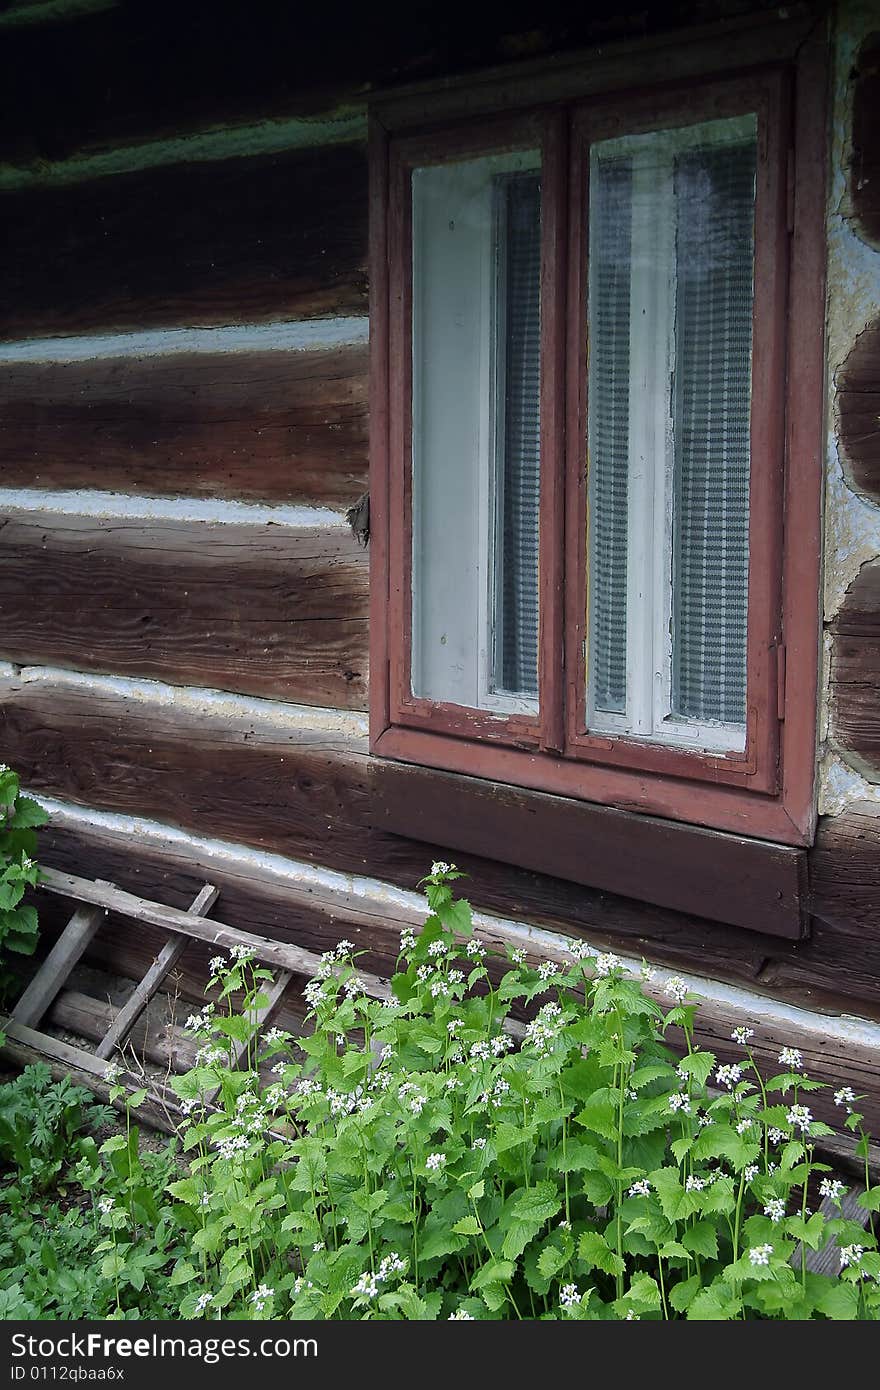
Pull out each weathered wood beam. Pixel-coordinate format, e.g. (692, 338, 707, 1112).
(0, 344, 368, 509)
(12, 902, 105, 1026)
(0, 143, 367, 338)
(95, 881, 218, 1059)
(0, 515, 369, 710)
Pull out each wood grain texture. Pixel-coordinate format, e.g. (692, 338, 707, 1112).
(0, 512, 369, 708)
(373, 760, 808, 938)
(810, 800, 880, 932)
(0, 144, 367, 339)
(837, 318, 880, 504)
(828, 560, 880, 777)
(0, 346, 368, 507)
(850, 30, 880, 249)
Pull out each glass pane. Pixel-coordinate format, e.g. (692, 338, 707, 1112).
(410, 149, 541, 711)
(587, 158, 632, 716)
(671, 141, 756, 725)
(493, 174, 542, 698)
(586, 115, 756, 745)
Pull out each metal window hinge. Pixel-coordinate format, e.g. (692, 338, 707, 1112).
(776, 642, 787, 721)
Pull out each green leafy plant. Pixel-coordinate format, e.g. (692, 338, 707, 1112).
(0, 1063, 113, 1195)
(151, 864, 880, 1321)
(0, 764, 47, 1009)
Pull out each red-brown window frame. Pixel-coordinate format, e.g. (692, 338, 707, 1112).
(369, 16, 827, 848)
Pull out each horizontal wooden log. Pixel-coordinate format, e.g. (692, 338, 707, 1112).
(0, 143, 367, 339)
(0, 1, 778, 164)
(828, 560, 880, 777)
(810, 800, 880, 933)
(373, 762, 807, 938)
(0, 512, 369, 708)
(836, 318, 880, 503)
(0, 673, 375, 870)
(0, 345, 368, 507)
(49, 989, 200, 1073)
(850, 30, 880, 249)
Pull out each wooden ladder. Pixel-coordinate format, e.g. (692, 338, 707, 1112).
(0, 868, 316, 1129)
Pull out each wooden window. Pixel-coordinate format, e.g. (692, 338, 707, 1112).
(369, 18, 827, 850)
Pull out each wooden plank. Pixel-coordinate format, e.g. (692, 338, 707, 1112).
(51, 990, 200, 1072)
(0, 144, 367, 339)
(95, 881, 218, 1059)
(0, 346, 369, 508)
(0, 673, 374, 871)
(1, 1024, 178, 1135)
(12, 902, 105, 1026)
(0, 514, 369, 709)
(37, 865, 394, 1002)
(809, 801, 880, 931)
(837, 319, 880, 504)
(0, 4, 796, 165)
(828, 560, 880, 777)
(850, 30, 880, 249)
(373, 762, 808, 938)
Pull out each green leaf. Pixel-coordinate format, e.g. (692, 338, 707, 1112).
(537, 1244, 568, 1280)
(668, 1274, 701, 1313)
(470, 1259, 515, 1292)
(451, 1216, 482, 1237)
(687, 1282, 741, 1320)
(681, 1221, 718, 1259)
(574, 1088, 618, 1141)
(676, 1051, 716, 1087)
(814, 1282, 860, 1320)
(857, 1186, 880, 1213)
(9, 797, 48, 829)
(578, 1230, 625, 1277)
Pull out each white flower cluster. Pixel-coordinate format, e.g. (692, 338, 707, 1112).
(194, 1292, 214, 1315)
(731, 1026, 755, 1045)
(250, 1283, 274, 1311)
(430, 861, 456, 876)
(466, 938, 486, 960)
(567, 939, 592, 961)
(425, 1152, 446, 1172)
(834, 1086, 856, 1113)
(667, 1093, 691, 1115)
(664, 976, 689, 1004)
(97, 1196, 115, 1216)
(523, 1002, 566, 1055)
(214, 1133, 251, 1161)
(628, 1180, 651, 1197)
(715, 1064, 742, 1090)
(764, 1198, 786, 1223)
(560, 1284, 582, 1309)
(537, 960, 559, 982)
(778, 1047, 803, 1071)
(184, 1007, 213, 1033)
(351, 1253, 406, 1302)
(262, 1026, 290, 1046)
(400, 928, 418, 955)
(593, 952, 621, 977)
(767, 1127, 789, 1145)
(685, 1176, 706, 1192)
(749, 1245, 773, 1267)
(785, 1104, 813, 1134)
(448, 1309, 475, 1320)
(511, 948, 527, 965)
(839, 1245, 864, 1270)
(818, 1177, 846, 1204)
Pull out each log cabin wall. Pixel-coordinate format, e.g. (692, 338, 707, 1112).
(2, 0, 880, 1124)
